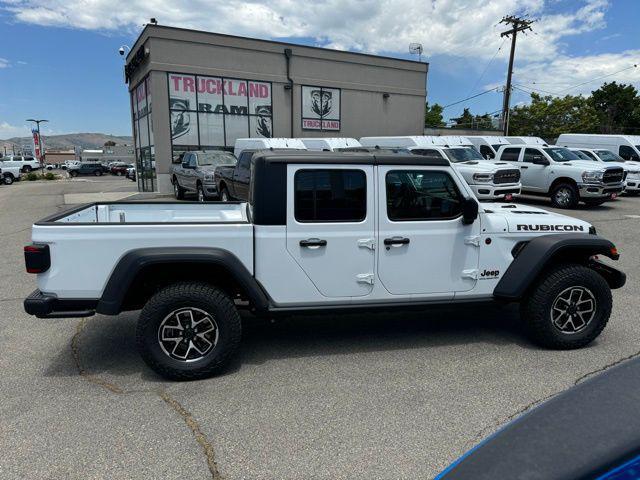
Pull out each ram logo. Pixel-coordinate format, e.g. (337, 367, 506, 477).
(517, 224, 585, 232)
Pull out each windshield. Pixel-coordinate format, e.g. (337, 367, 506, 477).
(198, 152, 237, 166)
(595, 150, 623, 162)
(492, 144, 505, 151)
(443, 147, 484, 163)
(573, 150, 594, 161)
(543, 147, 580, 162)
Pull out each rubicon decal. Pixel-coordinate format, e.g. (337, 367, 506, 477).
(517, 224, 585, 232)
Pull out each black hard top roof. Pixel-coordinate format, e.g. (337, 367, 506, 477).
(252, 149, 450, 167)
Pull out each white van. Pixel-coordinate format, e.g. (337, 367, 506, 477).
(359, 136, 522, 201)
(506, 136, 549, 146)
(465, 136, 512, 159)
(299, 138, 362, 151)
(556, 134, 640, 161)
(233, 138, 307, 158)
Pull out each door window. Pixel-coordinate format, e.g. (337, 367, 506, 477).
(501, 148, 521, 161)
(523, 148, 542, 163)
(480, 145, 494, 159)
(294, 169, 366, 222)
(619, 145, 639, 160)
(386, 170, 462, 221)
(188, 154, 197, 168)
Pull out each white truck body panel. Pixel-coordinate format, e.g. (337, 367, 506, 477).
(299, 138, 361, 151)
(32, 203, 252, 298)
(506, 136, 549, 146)
(234, 138, 307, 158)
(465, 136, 512, 159)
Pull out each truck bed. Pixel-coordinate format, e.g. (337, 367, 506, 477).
(32, 201, 253, 299)
(39, 201, 248, 224)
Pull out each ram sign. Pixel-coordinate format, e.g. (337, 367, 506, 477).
(168, 73, 273, 148)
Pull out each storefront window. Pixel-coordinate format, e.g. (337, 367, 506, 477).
(167, 72, 273, 160)
(131, 74, 156, 191)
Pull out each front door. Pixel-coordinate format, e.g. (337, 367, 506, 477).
(521, 148, 550, 191)
(377, 166, 480, 296)
(286, 165, 375, 297)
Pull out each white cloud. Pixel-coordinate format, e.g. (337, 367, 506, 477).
(3, 0, 609, 61)
(0, 58, 10, 68)
(0, 122, 31, 139)
(510, 50, 640, 97)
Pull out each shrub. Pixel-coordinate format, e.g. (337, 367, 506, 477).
(26, 173, 38, 181)
(44, 172, 55, 180)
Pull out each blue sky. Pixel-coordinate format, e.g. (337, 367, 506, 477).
(0, 0, 639, 138)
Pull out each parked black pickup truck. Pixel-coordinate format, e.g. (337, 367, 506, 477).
(213, 149, 254, 201)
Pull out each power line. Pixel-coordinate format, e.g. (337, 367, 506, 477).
(465, 39, 507, 99)
(555, 63, 639, 94)
(442, 87, 500, 110)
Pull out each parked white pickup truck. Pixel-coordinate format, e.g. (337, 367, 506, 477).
(360, 136, 521, 201)
(23, 151, 625, 380)
(0, 163, 21, 184)
(495, 144, 626, 208)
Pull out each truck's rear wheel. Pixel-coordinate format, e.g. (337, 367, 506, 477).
(521, 264, 611, 349)
(550, 183, 579, 209)
(136, 282, 241, 380)
(173, 178, 185, 200)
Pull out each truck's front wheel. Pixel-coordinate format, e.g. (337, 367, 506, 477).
(550, 183, 579, 209)
(521, 264, 612, 349)
(136, 282, 241, 380)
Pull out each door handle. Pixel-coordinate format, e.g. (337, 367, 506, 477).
(384, 237, 410, 246)
(521, 165, 529, 169)
(300, 238, 327, 248)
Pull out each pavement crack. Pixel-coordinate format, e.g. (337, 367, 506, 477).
(71, 318, 124, 394)
(159, 390, 222, 480)
(574, 349, 640, 385)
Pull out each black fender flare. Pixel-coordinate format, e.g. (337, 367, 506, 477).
(493, 233, 624, 300)
(96, 247, 270, 315)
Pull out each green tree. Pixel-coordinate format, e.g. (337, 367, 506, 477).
(104, 140, 116, 146)
(509, 93, 600, 139)
(424, 102, 445, 127)
(589, 82, 640, 134)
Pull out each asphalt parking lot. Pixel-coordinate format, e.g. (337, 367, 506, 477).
(1, 177, 639, 479)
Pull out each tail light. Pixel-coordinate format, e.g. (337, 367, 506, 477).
(24, 244, 50, 274)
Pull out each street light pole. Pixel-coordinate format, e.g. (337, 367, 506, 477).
(26, 118, 48, 169)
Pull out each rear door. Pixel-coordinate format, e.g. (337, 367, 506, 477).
(285, 164, 375, 298)
(377, 166, 480, 296)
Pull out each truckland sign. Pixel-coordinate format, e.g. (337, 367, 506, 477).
(168, 73, 273, 147)
(302, 85, 341, 131)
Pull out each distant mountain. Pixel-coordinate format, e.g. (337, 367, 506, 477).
(1, 132, 133, 151)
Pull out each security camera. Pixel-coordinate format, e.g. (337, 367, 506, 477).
(119, 47, 125, 56)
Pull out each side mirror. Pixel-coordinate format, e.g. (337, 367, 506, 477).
(462, 197, 479, 225)
(532, 155, 549, 165)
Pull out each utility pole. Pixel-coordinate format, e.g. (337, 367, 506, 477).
(500, 15, 534, 135)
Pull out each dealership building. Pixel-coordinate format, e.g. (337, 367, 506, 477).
(125, 24, 428, 192)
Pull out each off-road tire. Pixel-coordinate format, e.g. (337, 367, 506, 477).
(94, 170, 102, 176)
(136, 282, 241, 380)
(521, 264, 612, 349)
(550, 182, 579, 209)
(173, 177, 185, 200)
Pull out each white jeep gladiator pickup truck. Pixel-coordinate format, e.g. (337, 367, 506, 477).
(495, 144, 626, 208)
(23, 151, 626, 380)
